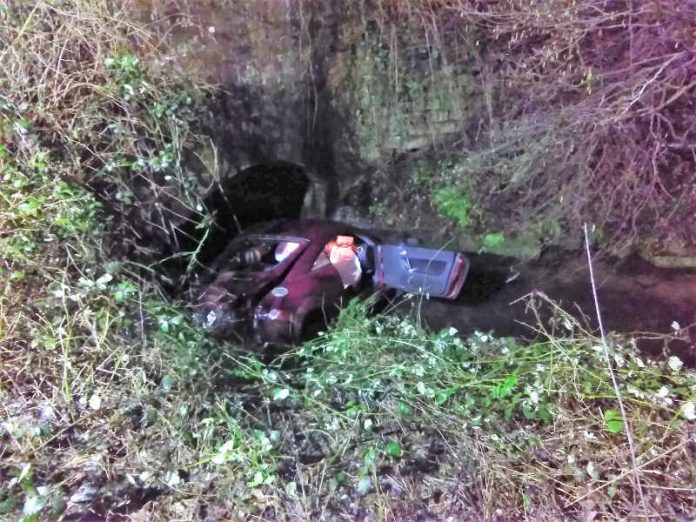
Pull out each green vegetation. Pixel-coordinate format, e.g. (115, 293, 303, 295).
(357, 0, 696, 254)
(481, 232, 505, 251)
(431, 186, 471, 229)
(1, 0, 695, 520)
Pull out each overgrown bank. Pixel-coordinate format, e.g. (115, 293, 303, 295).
(1, 1, 695, 520)
(340, 0, 696, 257)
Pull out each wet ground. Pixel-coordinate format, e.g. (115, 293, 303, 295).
(411, 249, 696, 364)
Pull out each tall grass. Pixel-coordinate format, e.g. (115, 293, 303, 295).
(231, 298, 694, 519)
(0, 1, 694, 520)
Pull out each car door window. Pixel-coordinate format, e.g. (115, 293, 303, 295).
(311, 250, 332, 271)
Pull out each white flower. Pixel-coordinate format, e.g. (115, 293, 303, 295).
(671, 321, 681, 331)
(626, 385, 646, 399)
(655, 386, 673, 406)
(681, 401, 696, 421)
(325, 416, 339, 431)
(667, 356, 683, 373)
(272, 388, 289, 401)
(88, 394, 101, 410)
(412, 365, 425, 377)
(165, 470, 181, 487)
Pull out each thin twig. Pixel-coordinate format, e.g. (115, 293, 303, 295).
(583, 222, 649, 519)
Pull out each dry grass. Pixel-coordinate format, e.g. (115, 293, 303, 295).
(0, 0, 211, 262)
(1, 1, 694, 520)
(368, 0, 696, 253)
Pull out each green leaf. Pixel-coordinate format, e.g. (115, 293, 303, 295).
(18, 196, 41, 216)
(0, 499, 11, 514)
(603, 409, 623, 434)
(113, 281, 137, 302)
(435, 386, 458, 405)
(346, 401, 364, 418)
(272, 387, 290, 401)
(385, 440, 403, 458)
(522, 492, 532, 509)
(503, 401, 516, 420)
(363, 447, 377, 467)
(161, 375, 174, 392)
(538, 405, 553, 424)
(158, 318, 169, 333)
(482, 232, 505, 249)
(492, 374, 518, 398)
(431, 186, 470, 229)
(396, 401, 411, 418)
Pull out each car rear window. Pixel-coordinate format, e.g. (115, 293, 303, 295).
(407, 258, 447, 276)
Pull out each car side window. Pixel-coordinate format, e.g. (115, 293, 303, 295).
(311, 250, 332, 271)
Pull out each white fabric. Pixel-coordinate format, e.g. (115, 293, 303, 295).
(329, 245, 362, 288)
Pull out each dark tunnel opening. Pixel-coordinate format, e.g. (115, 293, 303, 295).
(160, 161, 310, 290)
(197, 162, 309, 262)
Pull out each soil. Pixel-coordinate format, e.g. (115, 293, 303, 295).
(415, 249, 696, 365)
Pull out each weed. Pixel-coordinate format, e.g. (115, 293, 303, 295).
(218, 297, 696, 519)
(1, 1, 694, 520)
(431, 185, 471, 229)
(481, 232, 505, 251)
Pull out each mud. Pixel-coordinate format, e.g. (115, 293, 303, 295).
(416, 249, 696, 365)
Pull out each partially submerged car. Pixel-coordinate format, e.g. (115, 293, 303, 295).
(193, 219, 469, 345)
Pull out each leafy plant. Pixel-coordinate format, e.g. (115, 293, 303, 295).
(481, 232, 505, 250)
(431, 185, 471, 229)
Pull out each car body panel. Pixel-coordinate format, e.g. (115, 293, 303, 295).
(193, 219, 469, 345)
(376, 244, 470, 298)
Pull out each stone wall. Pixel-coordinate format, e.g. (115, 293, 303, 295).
(154, 0, 484, 218)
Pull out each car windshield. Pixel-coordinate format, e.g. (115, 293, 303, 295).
(223, 235, 306, 273)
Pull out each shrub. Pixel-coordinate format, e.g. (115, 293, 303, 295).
(375, 0, 696, 252)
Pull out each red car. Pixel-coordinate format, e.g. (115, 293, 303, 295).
(193, 219, 469, 345)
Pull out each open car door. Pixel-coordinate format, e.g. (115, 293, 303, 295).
(375, 244, 469, 299)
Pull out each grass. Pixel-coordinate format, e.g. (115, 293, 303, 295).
(235, 299, 695, 519)
(0, 0, 695, 520)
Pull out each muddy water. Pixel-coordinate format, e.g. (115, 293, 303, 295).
(414, 250, 696, 364)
